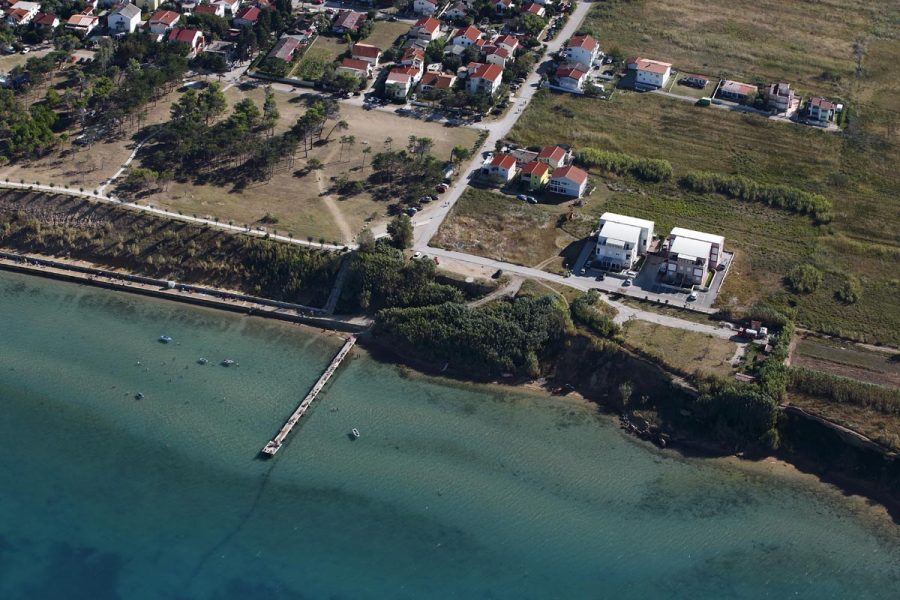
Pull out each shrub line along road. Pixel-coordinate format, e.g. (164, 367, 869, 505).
(4, 1, 735, 336)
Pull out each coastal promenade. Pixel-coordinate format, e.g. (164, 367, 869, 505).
(0, 251, 371, 333)
(262, 335, 357, 456)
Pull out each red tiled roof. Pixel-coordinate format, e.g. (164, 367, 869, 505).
(195, 5, 220, 15)
(34, 12, 58, 26)
(484, 46, 510, 58)
(495, 35, 518, 49)
(352, 43, 381, 59)
(538, 146, 567, 162)
(386, 70, 412, 84)
(720, 79, 757, 96)
(525, 3, 543, 14)
(556, 66, 586, 79)
(334, 10, 364, 30)
(521, 161, 549, 176)
(394, 65, 421, 77)
(809, 96, 836, 110)
(413, 16, 440, 33)
(453, 25, 481, 42)
(403, 47, 425, 60)
(567, 35, 597, 51)
(340, 57, 370, 71)
(490, 154, 517, 169)
(472, 63, 502, 82)
(634, 58, 671, 74)
(151, 10, 180, 25)
(168, 28, 203, 44)
(235, 6, 260, 21)
(420, 72, 455, 89)
(552, 165, 588, 184)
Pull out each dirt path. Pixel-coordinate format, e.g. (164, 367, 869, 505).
(315, 145, 354, 245)
(469, 276, 523, 307)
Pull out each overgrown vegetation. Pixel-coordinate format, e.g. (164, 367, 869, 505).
(785, 264, 823, 294)
(338, 241, 463, 312)
(789, 368, 900, 417)
(375, 294, 572, 378)
(570, 290, 620, 338)
(0, 191, 339, 304)
(575, 148, 673, 182)
(680, 172, 832, 222)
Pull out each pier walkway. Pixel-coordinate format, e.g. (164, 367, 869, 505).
(262, 336, 357, 456)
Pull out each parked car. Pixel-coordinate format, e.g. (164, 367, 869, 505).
(687, 292, 698, 302)
(405, 207, 418, 216)
(492, 269, 504, 279)
(517, 194, 528, 201)
(526, 197, 538, 204)
(623, 278, 633, 287)
(436, 183, 449, 193)
(595, 273, 605, 281)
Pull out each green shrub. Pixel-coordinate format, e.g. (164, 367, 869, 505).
(570, 290, 620, 338)
(574, 148, 672, 182)
(789, 368, 900, 416)
(786, 264, 823, 293)
(680, 171, 832, 222)
(835, 275, 862, 304)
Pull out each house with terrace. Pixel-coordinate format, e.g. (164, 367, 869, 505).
(548, 165, 588, 197)
(806, 96, 838, 125)
(627, 57, 672, 90)
(413, 0, 437, 15)
(337, 58, 372, 80)
(409, 17, 441, 42)
(520, 160, 550, 190)
(482, 153, 518, 183)
(148, 9, 179, 34)
(659, 227, 725, 286)
(466, 62, 503, 96)
(107, 3, 141, 34)
(717, 79, 758, 103)
(555, 65, 587, 92)
(351, 43, 382, 66)
(562, 35, 599, 69)
(595, 213, 655, 270)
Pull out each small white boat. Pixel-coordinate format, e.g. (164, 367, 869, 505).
(135, 392, 144, 400)
(350, 428, 360, 440)
(158, 335, 173, 343)
(197, 357, 209, 365)
(221, 359, 236, 367)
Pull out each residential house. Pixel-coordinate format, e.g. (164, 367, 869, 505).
(594, 212, 655, 270)
(765, 81, 795, 113)
(680, 73, 708, 88)
(451, 25, 481, 47)
(168, 27, 205, 57)
(137, 0, 161, 10)
(483, 45, 510, 68)
(107, 3, 141, 34)
(547, 165, 588, 197)
(531, 0, 552, 4)
(562, 35, 599, 69)
(482, 153, 518, 183)
(413, 0, 437, 15)
(351, 43, 382, 66)
(148, 9, 179, 33)
(400, 46, 425, 69)
(33, 12, 59, 28)
(65, 12, 100, 35)
(337, 57, 372, 80)
(494, 0, 513, 12)
(523, 3, 545, 17)
(536, 145, 569, 168)
(215, 0, 240, 14)
(409, 16, 441, 42)
(269, 35, 303, 62)
(520, 160, 550, 190)
(494, 34, 518, 55)
(332, 10, 364, 34)
(628, 57, 672, 89)
(660, 227, 725, 286)
(194, 3, 225, 17)
(384, 68, 414, 99)
(444, 2, 468, 20)
(555, 65, 586, 91)
(466, 62, 502, 95)
(233, 5, 260, 27)
(718, 79, 757, 103)
(5, 1, 41, 26)
(419, 71, 456, 93)
(806, 96, 837, 125)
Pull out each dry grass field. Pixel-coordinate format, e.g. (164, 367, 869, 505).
(363, 21, 410, 50)
(583, 0, 895, 98)
(622, 320, 738, 379)
(792, 335, 900, 388)
(136, 86, 479, 244)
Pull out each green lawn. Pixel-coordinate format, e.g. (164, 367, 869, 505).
(362, 21, 409, 50)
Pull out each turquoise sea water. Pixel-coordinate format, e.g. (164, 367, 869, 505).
(0, 271, 898, 599)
